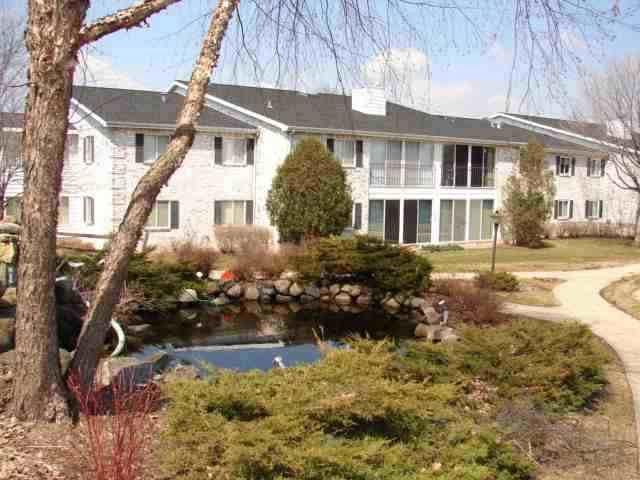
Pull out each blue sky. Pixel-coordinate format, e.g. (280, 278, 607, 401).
(9, 0, 640, 118)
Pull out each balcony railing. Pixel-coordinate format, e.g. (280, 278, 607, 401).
(441, 165, 495, 188)
(370, 162, 434, 187)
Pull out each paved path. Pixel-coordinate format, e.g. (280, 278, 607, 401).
(497, 264, 640, 461)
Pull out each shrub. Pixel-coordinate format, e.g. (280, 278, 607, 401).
(214, 225, 272, 254)
(420, 243, 464, 253)
(230, 243, 305, 280)
(476, 271, 520, 292)
(165, 237, 219, 274)
(161, 340, 533, 480)
(433, 278, 504, 325)
(267, 137, 352, 242)
(57, 237, 97, 252)
(295, 235, 432, 295)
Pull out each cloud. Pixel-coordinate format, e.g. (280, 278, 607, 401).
(74, 54, 147, 90)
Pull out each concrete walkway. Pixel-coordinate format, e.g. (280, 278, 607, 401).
(499, 264, 640, 458)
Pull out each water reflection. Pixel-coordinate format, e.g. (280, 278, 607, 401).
(134, 303, 415, 372)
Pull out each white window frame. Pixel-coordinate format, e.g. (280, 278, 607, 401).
(65, 134, 78, 165)
(558, 156, 571, 176)
(143, 135, 170, 165)
(557, 200, 570, 219)
(215, 200, 249, 225)
(146, 200, 171, 229)
(334, 139, 356, 168)
(221, 138, 247, 166)
(83, 196, 95, 226)
(59, 196, 70, 226)
(83, 136, 95, 164)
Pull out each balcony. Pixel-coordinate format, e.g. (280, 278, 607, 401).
(441, 165, 495, 188)
(370, 162, 434, 187)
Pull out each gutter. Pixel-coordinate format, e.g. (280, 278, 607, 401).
(106, 121, 257, 135)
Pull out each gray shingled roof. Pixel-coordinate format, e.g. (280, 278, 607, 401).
(72, 86, 254, 131)
(198, 82, 587, 150)
(504, 113, 608, 140)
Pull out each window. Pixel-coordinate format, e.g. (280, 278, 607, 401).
(334, 139, 356, 167)
(222, 138, 246, 166)
(143, 135, 169, 164)
(587, 158, 606, 177)
(83, 196, 95, 225)
(214, 200, 253, 225)
(368, 200, 384, 239)
(146, 200, 170, 228)
(585, 200, 603, 219)
(557, 156, 572, 176)
(369, 141, 433, 186)
(469, 199, 494, 241)
(5, 197, 21, 221)
(403, 199, 432, 244)
(59, 196, 69, 225)
(439, 199, 467, 242)
(83, 136, 94, 164)
(554, 200, 573, 220)
(65, 135, 78, 165)
(352, 202, 362, 230)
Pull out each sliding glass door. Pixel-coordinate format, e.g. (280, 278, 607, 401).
(439, 199, 467, 243)
(403, 199, 432, 244)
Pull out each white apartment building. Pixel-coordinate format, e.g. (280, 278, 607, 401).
(2, 83, 634, 247)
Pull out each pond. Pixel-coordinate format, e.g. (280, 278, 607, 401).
(131, 303, 417, 372)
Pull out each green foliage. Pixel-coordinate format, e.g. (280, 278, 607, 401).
(502, 139, 556, 247)
(267, 137, 353, 242)
(59, 249, 205, 312)
(162, 340, 534, 480)
(295, 235, 432, 295)
(420, 243, 464, 253)
(395, 319, 610, 413)
(476, 271, 520, 292)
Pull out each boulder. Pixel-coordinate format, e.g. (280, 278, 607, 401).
(300, 294, 315, 304)
(319, 287, 330, 296)
(225, 282, 244, 298)
(244, 284, 260, 301)
(206, 280, 221, 296)
(329, 284, 341, 297)
(212, 294, 230, 306)
(0, 316, 14, 353)
(274, 279, 291, 295)
(410, 297, 427, 310)
(320, 295, 331, 302)
(262, 286, 276, 297)
(341, 284, 361, 297)
(421, 305, 441, 325)
(289, 282, 305, 297)
(97, 352, 171, 387)
(128, 323, 152, 335)
(260, 294, 273, 304)
(280, 270, 298, 280)
(304, 285, 321, 299)
(414, 324, 458, 342)
(355, 294, 371, 306)
(178, 288, 199, 303)
(394, 294, 406, 306)
(334, 292, 353, 305)
(275, 294, 293, 304)
(384, 297, 401, 310)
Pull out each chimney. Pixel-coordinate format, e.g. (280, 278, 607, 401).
(352, 88, 386, 116)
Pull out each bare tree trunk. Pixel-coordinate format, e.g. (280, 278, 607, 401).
(69, 0, 240, 388)
(634, 194, 640, 247)
(11, 1, 89, 421)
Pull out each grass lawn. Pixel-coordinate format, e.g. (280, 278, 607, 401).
(426, 238, 640, 273)
(498, 278, 564, 307)
(601, 274, 640, 321)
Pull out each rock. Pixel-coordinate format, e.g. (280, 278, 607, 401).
(421, 305, 441, 325)
(414, 323, 431, 338)
(179, 309, 199, 321)
(212, 294, 230, 306)
(329, 284, 341, 296)
(128, 323, 152, 335)
(415, 325, 458, 342)
(0, 316, 14, 353)
(394, 294, 406, 306)
(384, 297, 401, 310)
(304, 285, 321, 298)
(274, 279, 291, 295)
(260, 280, 274, 288)
(206, 280, 221, 296)
(320, 295, 331, 302)
(262, 286, 276, 297)
(334, 292, 353, 305)
(300, 294, 315, 304)
(275, 294, 292, 304)
(289, 303, 302, 313)
(319, 286, 330, 296)
(289, 282, 305, 297)
(280, 270, 298, 280)
(225, 282, 244, 298)
(162, 363, 201, 382)
(244, 284, 260, 301)
(410, 297, 427, 309)
(97, 352, 171, 386)
(208, 270, 224, 280)
(260, 294, 273, 304)
(355, 294, 371, 306)
(341, 284, 361, 297)
(178, 288, 199, 303)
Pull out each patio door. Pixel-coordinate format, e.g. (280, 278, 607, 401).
(384, 200, 400, 243)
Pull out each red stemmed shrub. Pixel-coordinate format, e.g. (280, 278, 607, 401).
(66, 371, 161, 480)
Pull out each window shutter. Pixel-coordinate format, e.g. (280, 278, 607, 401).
(170, 201, 180, 229)
(570, 158, 576, 176)
(569, 200, 574, 219)
(83, 136, 94, 164)
(554, 200, 559, 219)
(585, 200, 589, 219)
(214, 201, 222, 225)
(354, 203, 362, 230)
(245, 200, 254, 225)
(214, 137, 223, 165)
(326, 138, 335, 153)
(586, 159, 591, 177)
(135, 134, 144, 163)
(600, 158, 606, 177)
(598, 200, 604, 218)
(246, 138, 255, 165)
(555, 156, 560, 175)
(355, 140, 363, 168)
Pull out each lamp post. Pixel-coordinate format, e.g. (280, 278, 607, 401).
(490, 210, 504, 273)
